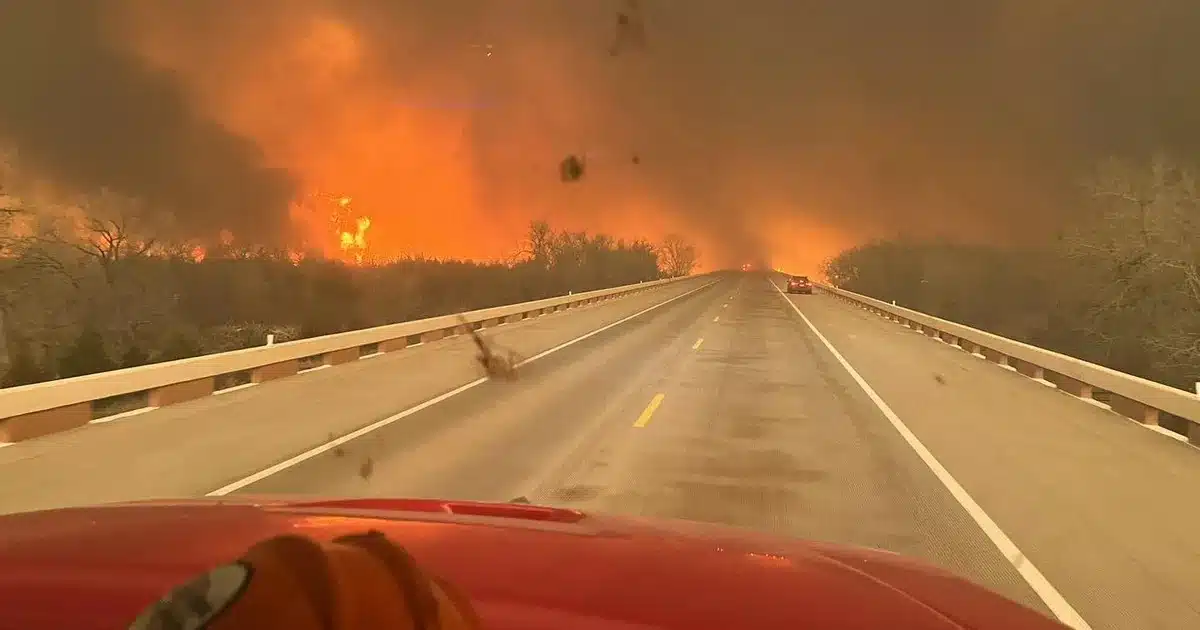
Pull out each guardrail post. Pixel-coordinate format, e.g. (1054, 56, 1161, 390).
(252, 360, 299, 384)
(323, 348, 359, 366)
(1138, 405, 1160, 427)
(149, 378, 215, 407)
(0, 403, 91, 442)
(421, 329, 447, 344)
(380, 337, 409, 352)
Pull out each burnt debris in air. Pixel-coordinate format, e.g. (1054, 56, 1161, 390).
(458, 315, 520, 381)
(609, 0, 647, 57)
(559, 1, 647, 183)
(359, 456, 375, 480)
(560, 154, 586, 183)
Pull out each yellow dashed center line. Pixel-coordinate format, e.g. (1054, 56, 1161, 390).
(692, 337, 704, 350)
(633, 393, 665, 428)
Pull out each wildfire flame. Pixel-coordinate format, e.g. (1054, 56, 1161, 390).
(287, 191, 373, 264)
(339, 215, 371, 264)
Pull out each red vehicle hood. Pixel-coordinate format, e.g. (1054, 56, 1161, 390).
(0, 497, 1066, 629)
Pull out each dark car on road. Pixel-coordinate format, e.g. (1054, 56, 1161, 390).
(787, 275, 813, 294)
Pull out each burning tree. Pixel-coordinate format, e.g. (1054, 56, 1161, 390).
(293, 192, 372, 264)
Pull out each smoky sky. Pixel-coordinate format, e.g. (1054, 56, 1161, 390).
(0, 0, 295, 244)
(2, 1, 1200, 264)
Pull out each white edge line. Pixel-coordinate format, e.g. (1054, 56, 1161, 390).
(770, 280, 1092, 630)
(839, 286, 1198, 448)
(214, 382, 258, 396)
(206, 279, 719, 497)
(1146, 424, 1188, 442)
(298, 364, 332, 373)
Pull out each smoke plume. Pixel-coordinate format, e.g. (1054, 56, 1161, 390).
(0, 0, 296, 244)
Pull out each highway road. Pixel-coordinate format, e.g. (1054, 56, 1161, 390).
(1, 273, 1198, 629)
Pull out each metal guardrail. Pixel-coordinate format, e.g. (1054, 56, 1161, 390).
(0, 274, 709, 442)
(799, 276, 1200, 446)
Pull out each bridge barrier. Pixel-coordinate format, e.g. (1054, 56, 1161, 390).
(792, 275, 1200, 446)
(0, 273, 711, 442)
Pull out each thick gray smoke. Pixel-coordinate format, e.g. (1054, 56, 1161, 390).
(0, 1, 295, 243)
(594, 0, 1200, 246)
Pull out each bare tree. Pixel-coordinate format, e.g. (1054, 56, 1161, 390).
(1063, 154, 1200, 375)
(522, 220, 553, 269)
(658, 234, 697, 277)
(52, 189, 161, 285)
(0, 177, 79, 382)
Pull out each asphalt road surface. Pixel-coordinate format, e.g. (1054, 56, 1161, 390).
(1, 273, 1197, 630)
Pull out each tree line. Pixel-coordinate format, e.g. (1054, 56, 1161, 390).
(0, 199, 698, 387)
(823, 155, 1200, 393)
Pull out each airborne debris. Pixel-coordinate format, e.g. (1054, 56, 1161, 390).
(557, 2, 648, 183)
(359, 456, 375, 480)
(458, 315, 520, 381)
(560, 154, 586, 182)
(608, 0, 647, 56)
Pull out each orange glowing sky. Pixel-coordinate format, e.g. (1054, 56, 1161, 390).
(9, 1, 1182, 277)
(113, 1, 859, 274)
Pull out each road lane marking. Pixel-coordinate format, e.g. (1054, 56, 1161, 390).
(769, 280, 1092, 630)
(633, 393, 665, 428)
(692, 338, 704, 350)
(207, 279, 720, 496)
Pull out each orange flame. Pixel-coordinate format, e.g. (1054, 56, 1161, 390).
(339, 215, 370, 264)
